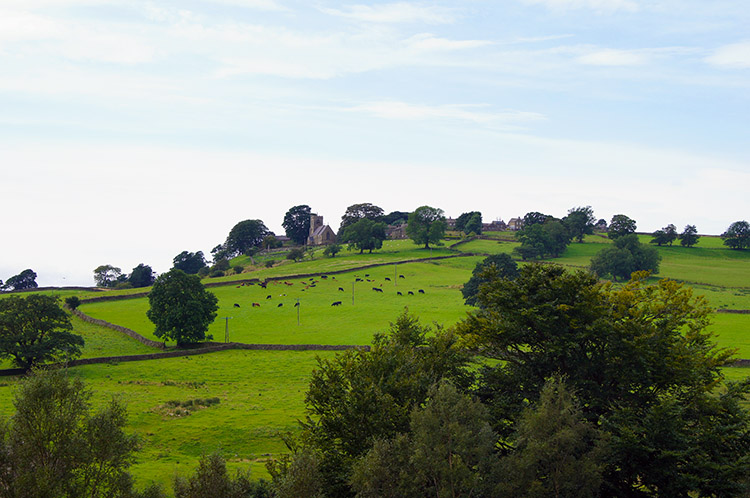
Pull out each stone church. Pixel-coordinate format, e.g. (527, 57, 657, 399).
(308, 214, 336, 245)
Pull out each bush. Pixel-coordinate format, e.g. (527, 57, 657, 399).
(265, 260, 276, 268)
(213, 259, 230, 272)
(286, 247, 306, 262)
(197, 267, 210, 278)
(233, 265, 244, 274)
(209, 270, 225, 278)
(64, 296, 81, 310)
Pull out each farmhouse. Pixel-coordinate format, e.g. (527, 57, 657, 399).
(507, 217, 523, 231)
(308, 214, 336, 245)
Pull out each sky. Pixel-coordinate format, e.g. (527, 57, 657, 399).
(1, 0, 748, 287)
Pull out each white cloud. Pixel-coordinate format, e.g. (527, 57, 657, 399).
(206, 0, 288, 11)
(577, 48, 648, 66)
(705, 41, 750, 69)
(320, 3, 457, 24)
(520, 0, 640, 13)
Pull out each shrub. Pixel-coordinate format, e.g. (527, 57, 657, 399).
(265, 260, 276, 268)
(64, 296, 81, 310)
(209, 270, 225, 278)
(233, 265, 244, 274)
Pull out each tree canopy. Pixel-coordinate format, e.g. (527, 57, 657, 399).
(173, 251, 208, 274)
(128, 263, 155, 288)
(282, 205, 312, 245)
(590, 233, 660, 280)
(562, 206, 596, 242)
(406, 206, 446, 249)
(461, 254, 519, 306)
(146, 269, 218, 346)
(338, 218, 387, 254)
(522, 211, 550, 227)
(339, 203, 384, 230)
(225, 219, 269, 257)
(455, 211, 482, 235)
(650, 223, 677, 246)
(514, 218, 571, 260)
(722, 220, 750, 250)
(679, 224, 700, 247)
(0, 294, 83, 370)
(2, 269, 38, 291)
(382, 211, 410, 226)
(607, 214, 636, 239)
(93, 265, 123, 288)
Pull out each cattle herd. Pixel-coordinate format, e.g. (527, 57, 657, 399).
(229, 272, 426, 309)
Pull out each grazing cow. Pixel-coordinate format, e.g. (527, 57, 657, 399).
(385, 277, 391, 281)
(321, 275, 328, 279)
(356, 278, 363, 282)
(372, 287, 383, 293)
(418, 289, 425, 294)
(266, 295, 272, 299)
(277, 303, 283, 307)
(331, 276, 336, 280)
(252, 303, 260, 307)
(399, 275, 405, 279)
(331, 301, 342, 306)
(408, 291, 414, 295)
(294, 302, 300, 307)
(338, 287, 345, 292)
(236, 286, 241, 288)
(397, 291, 403, 296)
(365, 274, 370, 277)
(233, 303, 240, 308)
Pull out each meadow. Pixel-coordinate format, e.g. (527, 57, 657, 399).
(1, 234, 749, 491)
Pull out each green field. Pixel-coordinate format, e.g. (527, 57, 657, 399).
(2, 234, 750, 492)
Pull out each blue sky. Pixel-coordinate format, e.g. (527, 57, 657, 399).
(1, 0, 748, 286)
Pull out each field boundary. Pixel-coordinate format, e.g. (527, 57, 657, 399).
(69, 308, 165, 349)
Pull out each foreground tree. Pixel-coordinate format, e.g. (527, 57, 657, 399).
(563, 206, 596, 243)
(338, 218, 387, 254)
(339, 203, 384, 231)
(2, 269, 38, 291)
(457, 264, 750, 496)
(174, 451, 270, 498)
(0, 368, 140, 497)
(173, 251, 208, 274)
(0, 294, 83, 369)
(461, 254, 519, 306)
(147, 269, 218, 346)
(590, 233, 660, 280)
(282, 205, 312, 245)
(225, 219, 269, 257)
(607, 214, 637, 239)
(679, 224, 700, 247)
(406, 206, 446, 249)
(722, 220, 750, 250)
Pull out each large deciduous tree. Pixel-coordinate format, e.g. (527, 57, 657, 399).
(650, 223, 678, 246)
(128, 263, 155, 288)
(0, 294, 83, 370)
(337, 218, 387, 254)
(722, 220, 750, 250)
(146, 269, 218, 346)
(282, 205, 312, 245)
(456, 264, 750, 496)
(225, 219, 269, 257)
(461, 254, 519, 306)
(607, 214, 637, 239)
(93, 265, 123, 288)
(514, 218, 571, 259)
(522, 211, 550, 227)
(406, 206, 446, 249)
(339, 203, 384, 231)
(3, 269, 38, 291)
(590, 233, 660, 280)
(455, 211, 482, 235)
(679, 224, 700, 248)
(563, 206, 596, 242)
(172, 251, 207, 274)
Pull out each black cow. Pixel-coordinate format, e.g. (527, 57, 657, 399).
(408, 291, 414, 295)
(277, 303, 283, 307)
(372, 287, 383, 293)
(331, 301, 342, 306)
(338, 287, 345, 292)
(399, 275, 405, 279)
(266, 295, 272, 299)
(233, 303, 240, 308)
(294, 302, 300, 307)
(418, 289, 425, 294)
(397, 291, 403, 296)
(385, 277, 391, 281)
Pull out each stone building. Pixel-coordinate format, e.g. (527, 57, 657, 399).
(308, 214, 336, 245)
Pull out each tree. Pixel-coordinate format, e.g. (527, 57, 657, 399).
(93, 265, 123, 288)
(0, 294, 83, 370)
(650, 224, 677, 246)
(722, 220, 750, 250)
(128, 263, 155, 288)
(461, 254, 519, 306)
(338, 218, 387, 254)
(339, 203, 384, 230)
(323, 243, 342, 258)
(514, 219, 571, 259)
(225, 219, 269, 257)
(522, 211, 550, 227)
(455, 211, 482, 234)
(286, 247, 306, 262)
(563, 206, 596, 243)
(282, 205, 312, 245)
(497, 376, 605, 498)
(382, 211, 410, 226)
(590, 233, 660, 280)
(174, 451, 270, 498)
(146, 269, 218, 346)
(3, 269, 38, 291)
(456, 265, 750, 496)
(464, 212, 483, 235)
(210, 244, 230, 264)
(173, 251, 208, 275)
(607, 214, 636, 239)
(262, 234, 282, 250)
(679, 224, 700, 248)
(406, 206, 446, 249)
(0, 368, 140, 497)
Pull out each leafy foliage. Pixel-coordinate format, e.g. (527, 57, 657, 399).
(323, 243, 342, 258)
(679, 224, 700, 247)
(174, 451, 271, 498)
(461, 254, 519, 306)
(563, 206, 596, 243)
(455, 211, 482, 235)
(338, 218, 387, 254)
(650, 223, 677, 246)
(607, 214, 636, 239)
(225, 220, 269, 257)
(2, 269, 38, 291)
(339, 203, 384, 231)
(282, 205, 312, 245)
(522, 211, 550, 227)
(406, 206, 446, 249)
(146, 269, 218, 345)
(0, 294, 83, 369)
(286, 247, 306, 262)
(128, 263, 155, 288)
(93, 265, 123, 288)
(514, 218, 571, 259)
(590, 233, 660, 280)
(173, 251, 208, 274)
(722, 220, 750, 250)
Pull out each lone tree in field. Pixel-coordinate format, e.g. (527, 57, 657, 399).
(406, 206, 447, 249)
(608, 214, 637, 239)
(339, 203, 385, 231)
(563, 206, 596, 242)
(650, 223, 678, 246)
(147, 269, 218, 346)
(590, 233, 660, 281)
(722, 220, 750, 250)
(225, 219, 269, 257)
(679, 224, 700, 248)
(282, 204, 312, 245)
(338, 218, 387, 254)
(0, 294, 84, 370)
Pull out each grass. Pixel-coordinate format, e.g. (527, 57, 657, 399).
(0, 349, 335, 490)
(709, 313, 750, 359)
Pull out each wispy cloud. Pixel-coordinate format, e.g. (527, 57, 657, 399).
(577, 48, 648, 66)
(705, 41, 750, 69)
(319, 3, 458, 24)
(519, 0, 640, 13)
